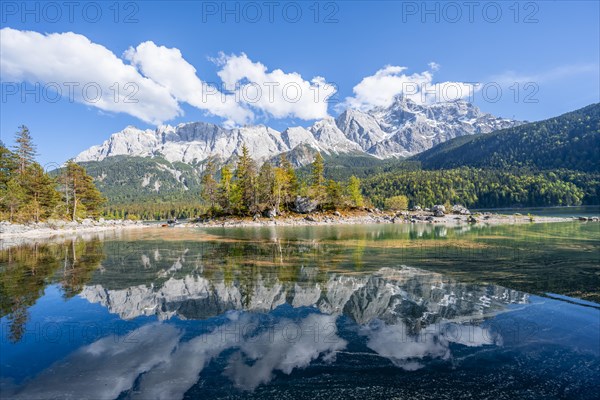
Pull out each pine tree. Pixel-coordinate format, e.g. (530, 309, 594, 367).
(236, 145, 258, 215)
(60, 161, 105, 220)
(273, 166, 288, 213)
(0, 142, 18, 190)
(201, 157, 219, 211)
(325, 179, 343, 210)
(2, 179, 26, 222)
(13, 125, 36, 174)
(280, 154, 298, 207)
(257, 162, 276, 210)
(310, 152, 325, 201)
(80, 172, 105, 218)
(218, 165, 234, 213)
(347, 176, 364, 208)
(22, 164, 60, 222)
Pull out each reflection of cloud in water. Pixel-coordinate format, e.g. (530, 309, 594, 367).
(5, 323, 181, 400)
(224, 314, 345, 391)
(5, 313, 346, 399)
(361, 319, 500, 371)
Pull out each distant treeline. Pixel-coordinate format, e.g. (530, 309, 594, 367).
(362, 167, 599, 210)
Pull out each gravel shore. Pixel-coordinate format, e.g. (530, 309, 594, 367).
(0, 219, 148, 248)
(179, 209, 585, 229)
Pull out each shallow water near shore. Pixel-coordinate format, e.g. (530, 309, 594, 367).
(1, 222, 599, 399)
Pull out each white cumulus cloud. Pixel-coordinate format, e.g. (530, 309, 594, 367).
(0, 28, 181, 125)
(215, 52, 336, 121)
(124, 42, 253, 126)
(1, 28, 337, 127)
(341, 64, 477, 111)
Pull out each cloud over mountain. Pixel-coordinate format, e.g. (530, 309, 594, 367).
(215, 52, 336, 121)
(341, 64, 477, 111)
(1, 28, 478, 129)
(1, 28, 337, 127)
(124, 42, 253, 126)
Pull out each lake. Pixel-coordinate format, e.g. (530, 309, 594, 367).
(1, 222, 599, 399)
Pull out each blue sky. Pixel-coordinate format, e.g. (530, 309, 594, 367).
(1, 0, 599, 166)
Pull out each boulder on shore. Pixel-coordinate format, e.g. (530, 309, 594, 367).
(451, 205, 471, 215)
(293, 196, 318, 214)
(432, 205, 446, 213)
(263, 208, 277, 219)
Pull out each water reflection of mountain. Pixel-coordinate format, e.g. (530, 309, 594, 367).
(6, 264, 530, 398)
(82, 265, 528, 327)
(10, 233, 600, 399)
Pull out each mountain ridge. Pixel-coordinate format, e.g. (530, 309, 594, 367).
(414, 103, 600, 172)
(75, 99, 520, 167)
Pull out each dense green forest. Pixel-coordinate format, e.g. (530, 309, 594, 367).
(197, 147, 365, 218)
(362, 168, 598, 209)
(415, 103, 600, 172)
(0, 126, 104, 223)
(85, 147, 367, 220)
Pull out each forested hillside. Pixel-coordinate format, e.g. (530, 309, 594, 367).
(362, 168, 599, 209)
(415, 103, 600, 172)
(356, 103, 600, 210)
(78, 156, 202, 204)
(5, 103, 597, 222)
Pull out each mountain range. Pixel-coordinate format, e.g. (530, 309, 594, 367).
(73, 99, 520, 202)
(75, 98, 519, 166)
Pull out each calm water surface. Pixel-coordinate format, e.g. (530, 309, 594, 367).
(474, 205, 600, 218)
(1, 222, 599, 399)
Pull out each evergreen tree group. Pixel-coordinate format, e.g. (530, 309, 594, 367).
(0, 126, 105, 223)
(200, 145, 365, 216)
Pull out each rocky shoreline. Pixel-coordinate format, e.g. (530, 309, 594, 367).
(0, 218, 148, 248)
(180, 209, 590, 229)
(1, 209, 598, 247)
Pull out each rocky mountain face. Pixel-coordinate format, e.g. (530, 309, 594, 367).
(75, 99, 520, 166)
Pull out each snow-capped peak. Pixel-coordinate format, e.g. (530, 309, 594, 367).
(74, 102, 521, 165)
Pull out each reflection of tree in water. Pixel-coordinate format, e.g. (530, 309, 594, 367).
(86, 238, 344, 315)
(0, 239, 105, 342)
(60, 239, 105, 298)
